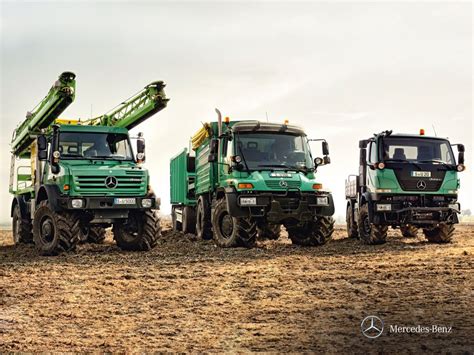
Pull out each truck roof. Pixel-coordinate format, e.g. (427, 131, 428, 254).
(385, 133, 449, 140)
(59, 124, 129, 134)
(231, 120, 306, 135)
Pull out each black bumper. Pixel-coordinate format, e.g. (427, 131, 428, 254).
(225, 189, 335, 224)
(370, 202, 460, 226)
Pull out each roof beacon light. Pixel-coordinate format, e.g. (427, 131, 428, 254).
(420, 128, 425, 135)
(224, 116, 230, 124)
(284, 119, 289, 125)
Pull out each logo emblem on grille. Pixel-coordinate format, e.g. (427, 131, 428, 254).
(279, 180, 288, 188)
(105, 176, 118, 189)
(416, 180, 427, 190)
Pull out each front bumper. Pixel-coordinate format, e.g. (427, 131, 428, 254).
(225, 189, 335, 224)
(370, 195, 460, 226)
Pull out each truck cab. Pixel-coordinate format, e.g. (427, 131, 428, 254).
(346, 130, 465, 244)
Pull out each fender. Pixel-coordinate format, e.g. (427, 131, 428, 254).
(360, 192, 374, 223)
(36, 184, 63, 211)
(11, 195, 30, 219)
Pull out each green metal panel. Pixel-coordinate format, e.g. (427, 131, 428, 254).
(170, 148, 196, 205)
(195, 141, 213, 195)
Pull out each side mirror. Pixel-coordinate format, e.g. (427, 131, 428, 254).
(322, 141, 329, 156)
(37, 135, 47, 151)
(50, 125, 60, 174)
(457, 144, 465, 165)
(360, 148, 367, 166)
(209, 138, 218, 154)
(323, 156, 331, 165)
(38, 150, 48, 161)
(359, 140, 368, 149)
(137, 134, 145, 162)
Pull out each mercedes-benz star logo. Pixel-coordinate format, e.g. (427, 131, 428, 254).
(279, 180, 288, 188)
(417, 180, 427, 190)
(105, 176, 118, 189)
(361, 315, 384, 339)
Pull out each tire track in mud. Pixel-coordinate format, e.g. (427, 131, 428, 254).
(1, 225, 473, 352)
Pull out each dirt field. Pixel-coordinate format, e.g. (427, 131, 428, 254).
(1, 223, 473, 353)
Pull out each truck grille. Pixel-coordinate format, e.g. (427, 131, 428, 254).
(73, 174, 145, 194)
(394, 170, 445, 192)
(265, 180, 301, 189)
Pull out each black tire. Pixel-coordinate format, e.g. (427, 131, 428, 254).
(357, 204, 387, 245)
(287, 216, 335, 246)
(257, 224, 281, 240)
(212, 198, 257, 248)
(182, 206, 196, 234)
(423, 223, 454, 243)
(171, 206, 182, 232)
(196, 196, 212, 240)
(346, 204, 359, 239)
(87, 226, 106, 244)
(400, 224, 418, 238)
(12, 203, 33, 244)
(113, 210, 161, 251)
(32, 201, 80, 256)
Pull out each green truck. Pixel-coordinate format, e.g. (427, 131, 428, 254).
(170, 112, 335, 247)
(345, 130, 465, 244)
(10, 72, 168, 255)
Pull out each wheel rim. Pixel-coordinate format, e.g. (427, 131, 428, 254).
(40, 216, 55, 243)
(196, 202, 203, 232)
(220, 212, 234, 239)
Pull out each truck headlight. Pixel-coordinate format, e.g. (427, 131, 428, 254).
(141, 198, 153, 208)
(376, 204, 392, 212)
(316, 196, 328, 205)
(375, 189, 392, 193)
(240, 197, 257, 206)
(71, 199, 83, 208)
(448, 203, 459, 210)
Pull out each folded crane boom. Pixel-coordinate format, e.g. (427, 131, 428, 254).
(11, 72, 76, 156)
(87, 81, 168, 130)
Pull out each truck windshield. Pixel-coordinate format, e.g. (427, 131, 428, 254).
(59, 132, 134, 161)
(381, 137, 455, 164)
(234, 132, 313, 171)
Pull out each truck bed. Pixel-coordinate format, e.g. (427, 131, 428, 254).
(170, 149, 196, 205)
(345, 176, 358, 198)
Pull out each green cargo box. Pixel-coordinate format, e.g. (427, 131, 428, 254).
(170, 148, 196, 205)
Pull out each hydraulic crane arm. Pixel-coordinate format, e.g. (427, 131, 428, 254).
(11, 72, 76, 156)
(87, 81, 168, 130)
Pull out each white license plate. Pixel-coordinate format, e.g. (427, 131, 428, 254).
(316, 197, 328, 205)
(411, 171, 431, 177)
(240, 197, 257, 206)
(114, 198, 136, 205)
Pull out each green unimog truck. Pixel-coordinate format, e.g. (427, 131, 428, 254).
(345, 129, 465, 244)
(10, 72, 168, 255)
(170, 112, 335, 248)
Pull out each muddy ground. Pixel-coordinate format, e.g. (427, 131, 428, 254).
(0, 223, 473, 353)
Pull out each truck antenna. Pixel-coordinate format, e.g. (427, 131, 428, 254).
(265, 112, 269, 122)
(432, 124, 438, 137)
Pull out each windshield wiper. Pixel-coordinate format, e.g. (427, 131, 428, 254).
(384, 158, 409, 162)
(258, 164, 307, 172)
(87, 155, 126, 160)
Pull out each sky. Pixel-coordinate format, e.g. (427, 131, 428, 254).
(0, 1, 472, 224)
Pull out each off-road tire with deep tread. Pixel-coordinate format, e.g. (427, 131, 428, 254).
(423, 223, 454, 243)
(357, 204, 387, 245)
(113, 210, 161, 251)
(87, 226, 106, 244)
(400, 224, 418, 238)
(182, 206, 196, 234)
(287, 216, 335, 246)
(12, 204, 33, 244)
(32, 201, 80, 256)
(212, 198, 257, 248)
(346, 204, 359, 239)
(257, 224, 281, 240)
(196, 196, 212, 240)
